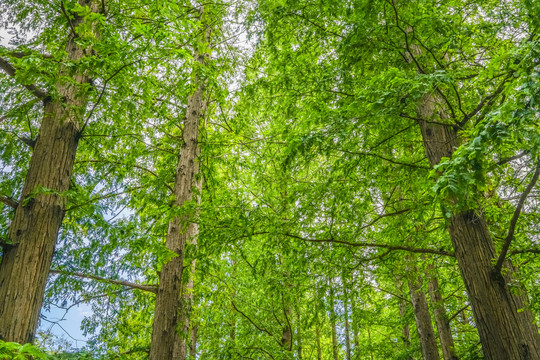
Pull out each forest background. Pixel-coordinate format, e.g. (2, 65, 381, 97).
(1, 0, 540, 359)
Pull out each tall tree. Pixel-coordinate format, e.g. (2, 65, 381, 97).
(149, 5, 212, 359)
(0, 0, 102, 343)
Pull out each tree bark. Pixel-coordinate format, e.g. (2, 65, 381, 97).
(316, 322, 322, 360)
(426, 263, 459, 360)
(408, 271, 440, 360)
(149, 15, 210, 359)
(398, 289, 413, 360)
(418, 93, 540, 359)
(342, 275, 352, 360)
(330, 286, 339, 360)
(0, 0, 99, 343)
(189, 323, 198, 358)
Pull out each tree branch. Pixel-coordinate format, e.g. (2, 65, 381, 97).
(0, 57, 49, 99)
(494, 159, 540, 274)
(0, 195, 18, 209)
(49, 269, 157, 293)
(231, 300, 276, 339)
(282, 233, 454, 257)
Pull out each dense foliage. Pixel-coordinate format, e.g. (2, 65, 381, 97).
(1, 0, 540, 359)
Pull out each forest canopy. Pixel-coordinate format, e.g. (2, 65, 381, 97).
(1, 0, 540, 359)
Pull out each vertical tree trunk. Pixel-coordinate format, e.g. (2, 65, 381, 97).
(417, 93, 540, 360)
(0, 0, 99, 343)
(296, 309, 302, 359)
(149, 13, 210, 359)
(316, 321, 322, 360)
(408, 271, 440, 360)
(398, 295, 413, 360)
(176, 176, 202, 358)
(330, 286, 339, 360)
(342, 275, 352, 360)
(426, 263, 459, 360)
(189, 323, 198, 358)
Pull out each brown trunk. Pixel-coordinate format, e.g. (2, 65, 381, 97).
(418, 94, 540, 360)
(330, 287, 339, 360)
(408, 272, 440, 360)
(297, 312, 302, 359)
(343, 276, 352, 360)
(281, 306, 293, 351)
(398, 295, 413, 360)
(189, 323, 198, 358)
(149, 17, 210, 359)
(0, 0, 99, 343)
(426, 263, 459, 360)
(316, 322, 322, 360)
(176, 175, 202, 358)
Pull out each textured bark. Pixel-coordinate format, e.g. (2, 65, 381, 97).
(408, 272, 440, 360)
(418, 93, 540, 360)
(149, 21, 209, 359)
(426, 263, 459, 360)
(0, 0, 99, 343)
(176, 176, 202, 358)
(281, 306, 293, 351)
(189, 323, 198, 358)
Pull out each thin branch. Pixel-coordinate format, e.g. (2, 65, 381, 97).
(459, 73, 512, 127)
(282, 233, 454, 257)
(0, 57, 49, 99)
(0, 195, 18, 209)
(338, 149, 430, 169)
(497, 151, 529, 166)
(494, 159, 540, 274)
(448, 304, 470, 323)
(231, 301, 276, 339)
(49, 269, 157, 293)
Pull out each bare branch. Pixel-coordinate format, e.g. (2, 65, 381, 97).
(494, 159, 540, 274)
(283, 233, 454, 257)
(49, 269, 157, 293)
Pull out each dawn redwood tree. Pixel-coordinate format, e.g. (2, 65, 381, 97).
(0, 0, 102, 343)
(149, 6, 212, 359)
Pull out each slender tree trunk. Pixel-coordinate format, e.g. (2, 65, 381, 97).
(408, 270, 440, 360)
(176, 175, 202, 358)
(417, 93, 540, 360)
(297, 309, 302, 359)
(189, 323, 198, 358)
(149, 14, 210, 359)
(0, 0, 99, 344)
(330, 287, 339, 360)
(316, 321, 322, 360)
(398, 293, 413, 360)
(342, 275, 352, 360)
(426, 262, 459, 360)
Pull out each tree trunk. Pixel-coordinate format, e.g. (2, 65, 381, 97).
(418, 93, 540, 359)
(149, 16, 210, 359)
(189, 323, 198, 358)
(398, 293, 413, 360)
(408, 271, 440, 360)
(343, 275, 352, 360)
(297, 309, 302, 359)
(330, 287, 339, 360)
(316, 322, 322, 360)
(0, 0, 99, 344)
(426, 263, 459, 360)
